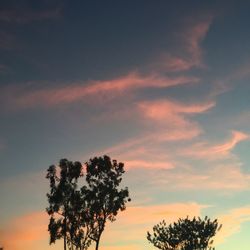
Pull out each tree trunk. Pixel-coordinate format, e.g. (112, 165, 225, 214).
(64, 235, 67, 250)
(95, 233, 102, 250)
(95, 239, 100, 250)
(64, 216, 67, 250)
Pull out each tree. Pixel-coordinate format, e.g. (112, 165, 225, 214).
(46, 159, 91, 250)
(46, 155, 130, 250)
(147, 216, 222, 250)
(85, 155, 131, 250)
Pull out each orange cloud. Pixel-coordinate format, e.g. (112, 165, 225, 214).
(0, 203, 206, 250)
(0, 211, 50, 250)
(101, 202, 206, 248)
(214, 206, 250, 246)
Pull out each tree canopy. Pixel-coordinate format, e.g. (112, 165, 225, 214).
(85, 155, 131, 250)
(46, 159, 87, 250)
(147, 216, 222, 250)
(46, 155, 131, 250)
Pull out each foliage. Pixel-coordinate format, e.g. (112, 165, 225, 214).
(46, 155, 130, 250)
(46, 159, 91, 250)
(147, 216, 222, 250)
(85, 155, 131, 250)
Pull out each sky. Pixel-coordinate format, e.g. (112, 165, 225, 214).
(0, 0, 250, 249)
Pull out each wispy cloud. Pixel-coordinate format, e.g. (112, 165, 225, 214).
(154, 14, 214, 73)
(125, 160, 175, 170)
(0, 30, 16, 50)
(182, 15, 213, 68)
(102, 202, 206, 248)
(96, 99, 216, 172)
(0, 64, 8, 73)
(139, 99, 214, 121)
(215, 206, 250, 245)
(138, 99, 215, 141)
(2, 73, 198, 110)
(0, 203, 206, 250)
(0, 211, 49, 250)
(153, 164, 250, 191)
(0, 7, 62, 24)
(182, 131, 249, 160)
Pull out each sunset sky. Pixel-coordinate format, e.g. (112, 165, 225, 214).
(1, 1, 250, 249)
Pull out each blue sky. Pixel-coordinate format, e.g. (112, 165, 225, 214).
(1, 1, 250, 249)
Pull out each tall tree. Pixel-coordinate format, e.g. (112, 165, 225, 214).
(147, 216, 221, 250)
(85, 155, 131, 250)
(46, 159, 92, 250)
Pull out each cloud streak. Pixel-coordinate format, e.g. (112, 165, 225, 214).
(155, 14, 213, 73)
(2, 73, 198, 110)
(0, 203, 206, 250)
(0, 212, 49, 250)
(215, 206, 250, 246)
(0, 7, 62, 24)
(183, 131, 249, 160)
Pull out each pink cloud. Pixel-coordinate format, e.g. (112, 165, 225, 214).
(183, 131, 249, 160)
(139, 100, 215, 120)
(154, 15, 213, 73)
(154, 54, 196, 72)
(125, 160, 175, 170)
(182, 15, 213, 68)
(94, 99, 215, 172)
(137, 100, 215, 141)
(2, 72, 198, 110)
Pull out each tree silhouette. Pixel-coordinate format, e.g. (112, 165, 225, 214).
(147, 216, 221, 250)
(85, 155, 131, 250)
(46, 155, 130, 250)
(46, 159, 92, 250)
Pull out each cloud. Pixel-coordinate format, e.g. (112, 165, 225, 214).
(158, 164, 250, 191)
(0, 203, 206, 250)
(1, 72, 198, 110)
(183, 131, 249, 160)
(181, 15, 213, 68)
(0, 30, 16, 50)
(0, 211, 49, 250)
(138, 99, 215, 141)
(154, 15, 213, 73)
(125, 160, 175, 170)
(0, 7, 62, 24)
(215, 206, 250, 246)
(101, 202, 206, 248)
(0, 64, 8, 73)
(95, 99, 216, 174)
(139, 100, 215, 121)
